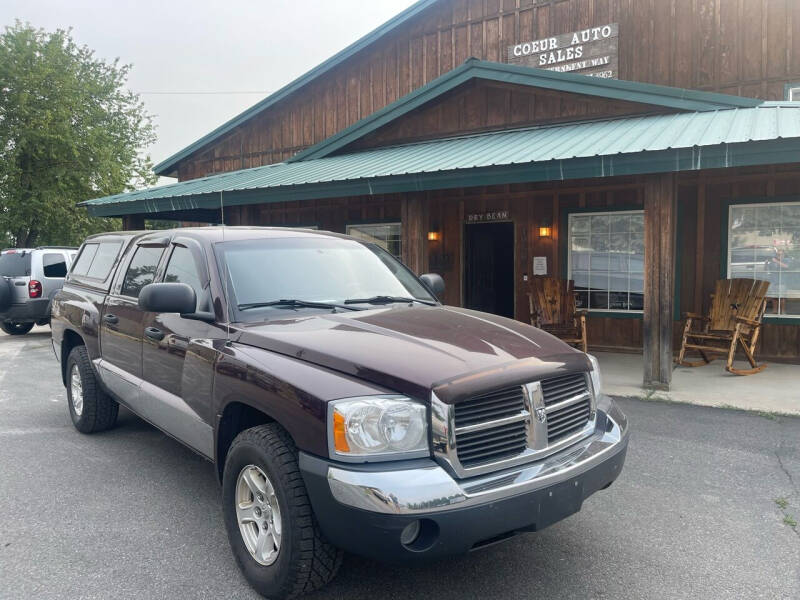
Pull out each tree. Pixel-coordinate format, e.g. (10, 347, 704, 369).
(0, 22, 157, 248)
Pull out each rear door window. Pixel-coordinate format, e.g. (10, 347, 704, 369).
(86, 242, 122, 280)
(0, 252, 31, 277)
(121, 246, 164, 298)
(71, 244, 99, 276)
(42, 253, 68, 278)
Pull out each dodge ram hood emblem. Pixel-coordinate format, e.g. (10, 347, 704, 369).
(535, 407, 547, 423)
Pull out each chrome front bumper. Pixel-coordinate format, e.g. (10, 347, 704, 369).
(327, 396, 629, 515)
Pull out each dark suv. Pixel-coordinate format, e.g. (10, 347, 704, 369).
(51, 227, 628, 599)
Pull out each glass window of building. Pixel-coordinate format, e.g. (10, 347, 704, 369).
(346, 223, 402, 259)
(568, 210, 644, 312)
(727, 201, 800, 317)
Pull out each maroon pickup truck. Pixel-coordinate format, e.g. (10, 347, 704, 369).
(51, 227, 628, 599)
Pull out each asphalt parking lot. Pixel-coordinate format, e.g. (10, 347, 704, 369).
(0, 327, 798, 599)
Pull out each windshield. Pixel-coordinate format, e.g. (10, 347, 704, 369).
(0, 252, 31, 277)
(216, 236, 436, 319)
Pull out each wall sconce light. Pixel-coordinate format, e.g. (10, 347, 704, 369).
(538, 220, 552, 238)
(427, 230, 441, 242)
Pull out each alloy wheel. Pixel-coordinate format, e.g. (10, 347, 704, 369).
(235, 464, 282, 566)
(70, 363, 84, 416)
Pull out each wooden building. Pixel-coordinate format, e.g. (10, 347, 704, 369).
(83, 0, 800, 388)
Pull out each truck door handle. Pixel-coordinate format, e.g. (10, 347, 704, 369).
(103, 314, 119, 325)
(14, 281, 25, 286)
(144, 327, 164, 341)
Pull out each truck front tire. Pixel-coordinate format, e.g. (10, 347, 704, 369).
(222, 424, 342, 599)
(66, 345, 119, 433)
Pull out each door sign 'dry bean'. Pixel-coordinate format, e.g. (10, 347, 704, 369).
(507, 23, 619, 79)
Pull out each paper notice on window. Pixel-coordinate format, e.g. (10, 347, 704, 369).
(533, 256, 547, 275)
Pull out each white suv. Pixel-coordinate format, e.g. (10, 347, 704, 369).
(0, 247, 77, 335)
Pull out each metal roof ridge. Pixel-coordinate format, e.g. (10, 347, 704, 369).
(320, 109, 729, 157)
(288, 59, 765, 163)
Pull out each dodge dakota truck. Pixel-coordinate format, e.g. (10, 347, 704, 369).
(51, 227, 629, 599)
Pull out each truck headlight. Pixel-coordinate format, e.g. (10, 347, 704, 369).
(328, 396, 429, 461)
(587, 353, 603, 396)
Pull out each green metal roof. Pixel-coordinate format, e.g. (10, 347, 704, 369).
(83, 105, 800, 217)
(153, 0, 438, 177)
(290, 59, 763, 162)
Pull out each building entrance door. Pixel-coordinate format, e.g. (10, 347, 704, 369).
(463, 221, 514, 318)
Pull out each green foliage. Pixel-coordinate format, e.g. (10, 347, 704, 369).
(0, 22, 157, 247)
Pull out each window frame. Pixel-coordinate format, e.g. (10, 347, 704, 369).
(724, 197, 800, 321)
(68, 239, 125, 291)
(346, 221, 402, 260)
(785, 82, 800, 101)
(119, 245, 167, 300)
(41, 252, 69, 279)
(161, 244, 206, 298)
(564, 207, 645, 317)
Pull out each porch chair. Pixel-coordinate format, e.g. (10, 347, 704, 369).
(676, 278, 770, 376)
(528, 277, 587, 353)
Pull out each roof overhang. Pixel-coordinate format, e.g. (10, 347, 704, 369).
(83, 119, 800, 217)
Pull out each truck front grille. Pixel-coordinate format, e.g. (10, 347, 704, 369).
(541, 372, 592, 442)
(541, 372, 589, 405)
(547, 397, 592, 442)
(456, 421, 528, 467)
(453, 386, 528, 468)
(453, 386, 527, 427)
(447, 372, 594, 474)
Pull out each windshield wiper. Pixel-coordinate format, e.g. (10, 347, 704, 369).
(238, 299, 361, 312)
(344, 295, 437, 306)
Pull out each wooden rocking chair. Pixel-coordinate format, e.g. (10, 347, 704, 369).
(676, 278, 770, 375)
(528, 277, 587, 353)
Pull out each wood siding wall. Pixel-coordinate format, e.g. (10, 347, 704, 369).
(176, 0, 800, 181)
(347, 79, 671, 151)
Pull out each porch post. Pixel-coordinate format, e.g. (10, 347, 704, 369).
(643, 173, 677, 390)
(121, 214, 145, 230)
(401, 195, 428, 274)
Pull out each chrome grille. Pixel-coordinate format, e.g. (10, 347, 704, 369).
(547, 397, 592, 442)
(541, 373, 589, 405)
(453, 386, 528, 468)
(453, 386, 526, 427)
(456, 421, 528, 467)
(437, 372, 596, 478)
(541, 372, 593, 442)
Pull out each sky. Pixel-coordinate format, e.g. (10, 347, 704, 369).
(1, 0, 419, 179)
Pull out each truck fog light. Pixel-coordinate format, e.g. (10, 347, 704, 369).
(400, 520, 421, 546)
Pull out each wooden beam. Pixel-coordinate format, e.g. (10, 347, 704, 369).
(121, 214, 145, 230)
(643, 173, 677, 390)
(401, 194, 428, 274)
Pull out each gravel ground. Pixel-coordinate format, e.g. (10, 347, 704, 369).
(0, 327, 798, 599)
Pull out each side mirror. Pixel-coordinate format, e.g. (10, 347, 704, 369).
(419, 273, 445, 300)
(139, 283, 196, 315)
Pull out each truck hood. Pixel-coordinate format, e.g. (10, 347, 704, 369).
(232, 305, 590, 403)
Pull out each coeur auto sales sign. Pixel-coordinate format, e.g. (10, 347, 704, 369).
(507, 23, 619, 79)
